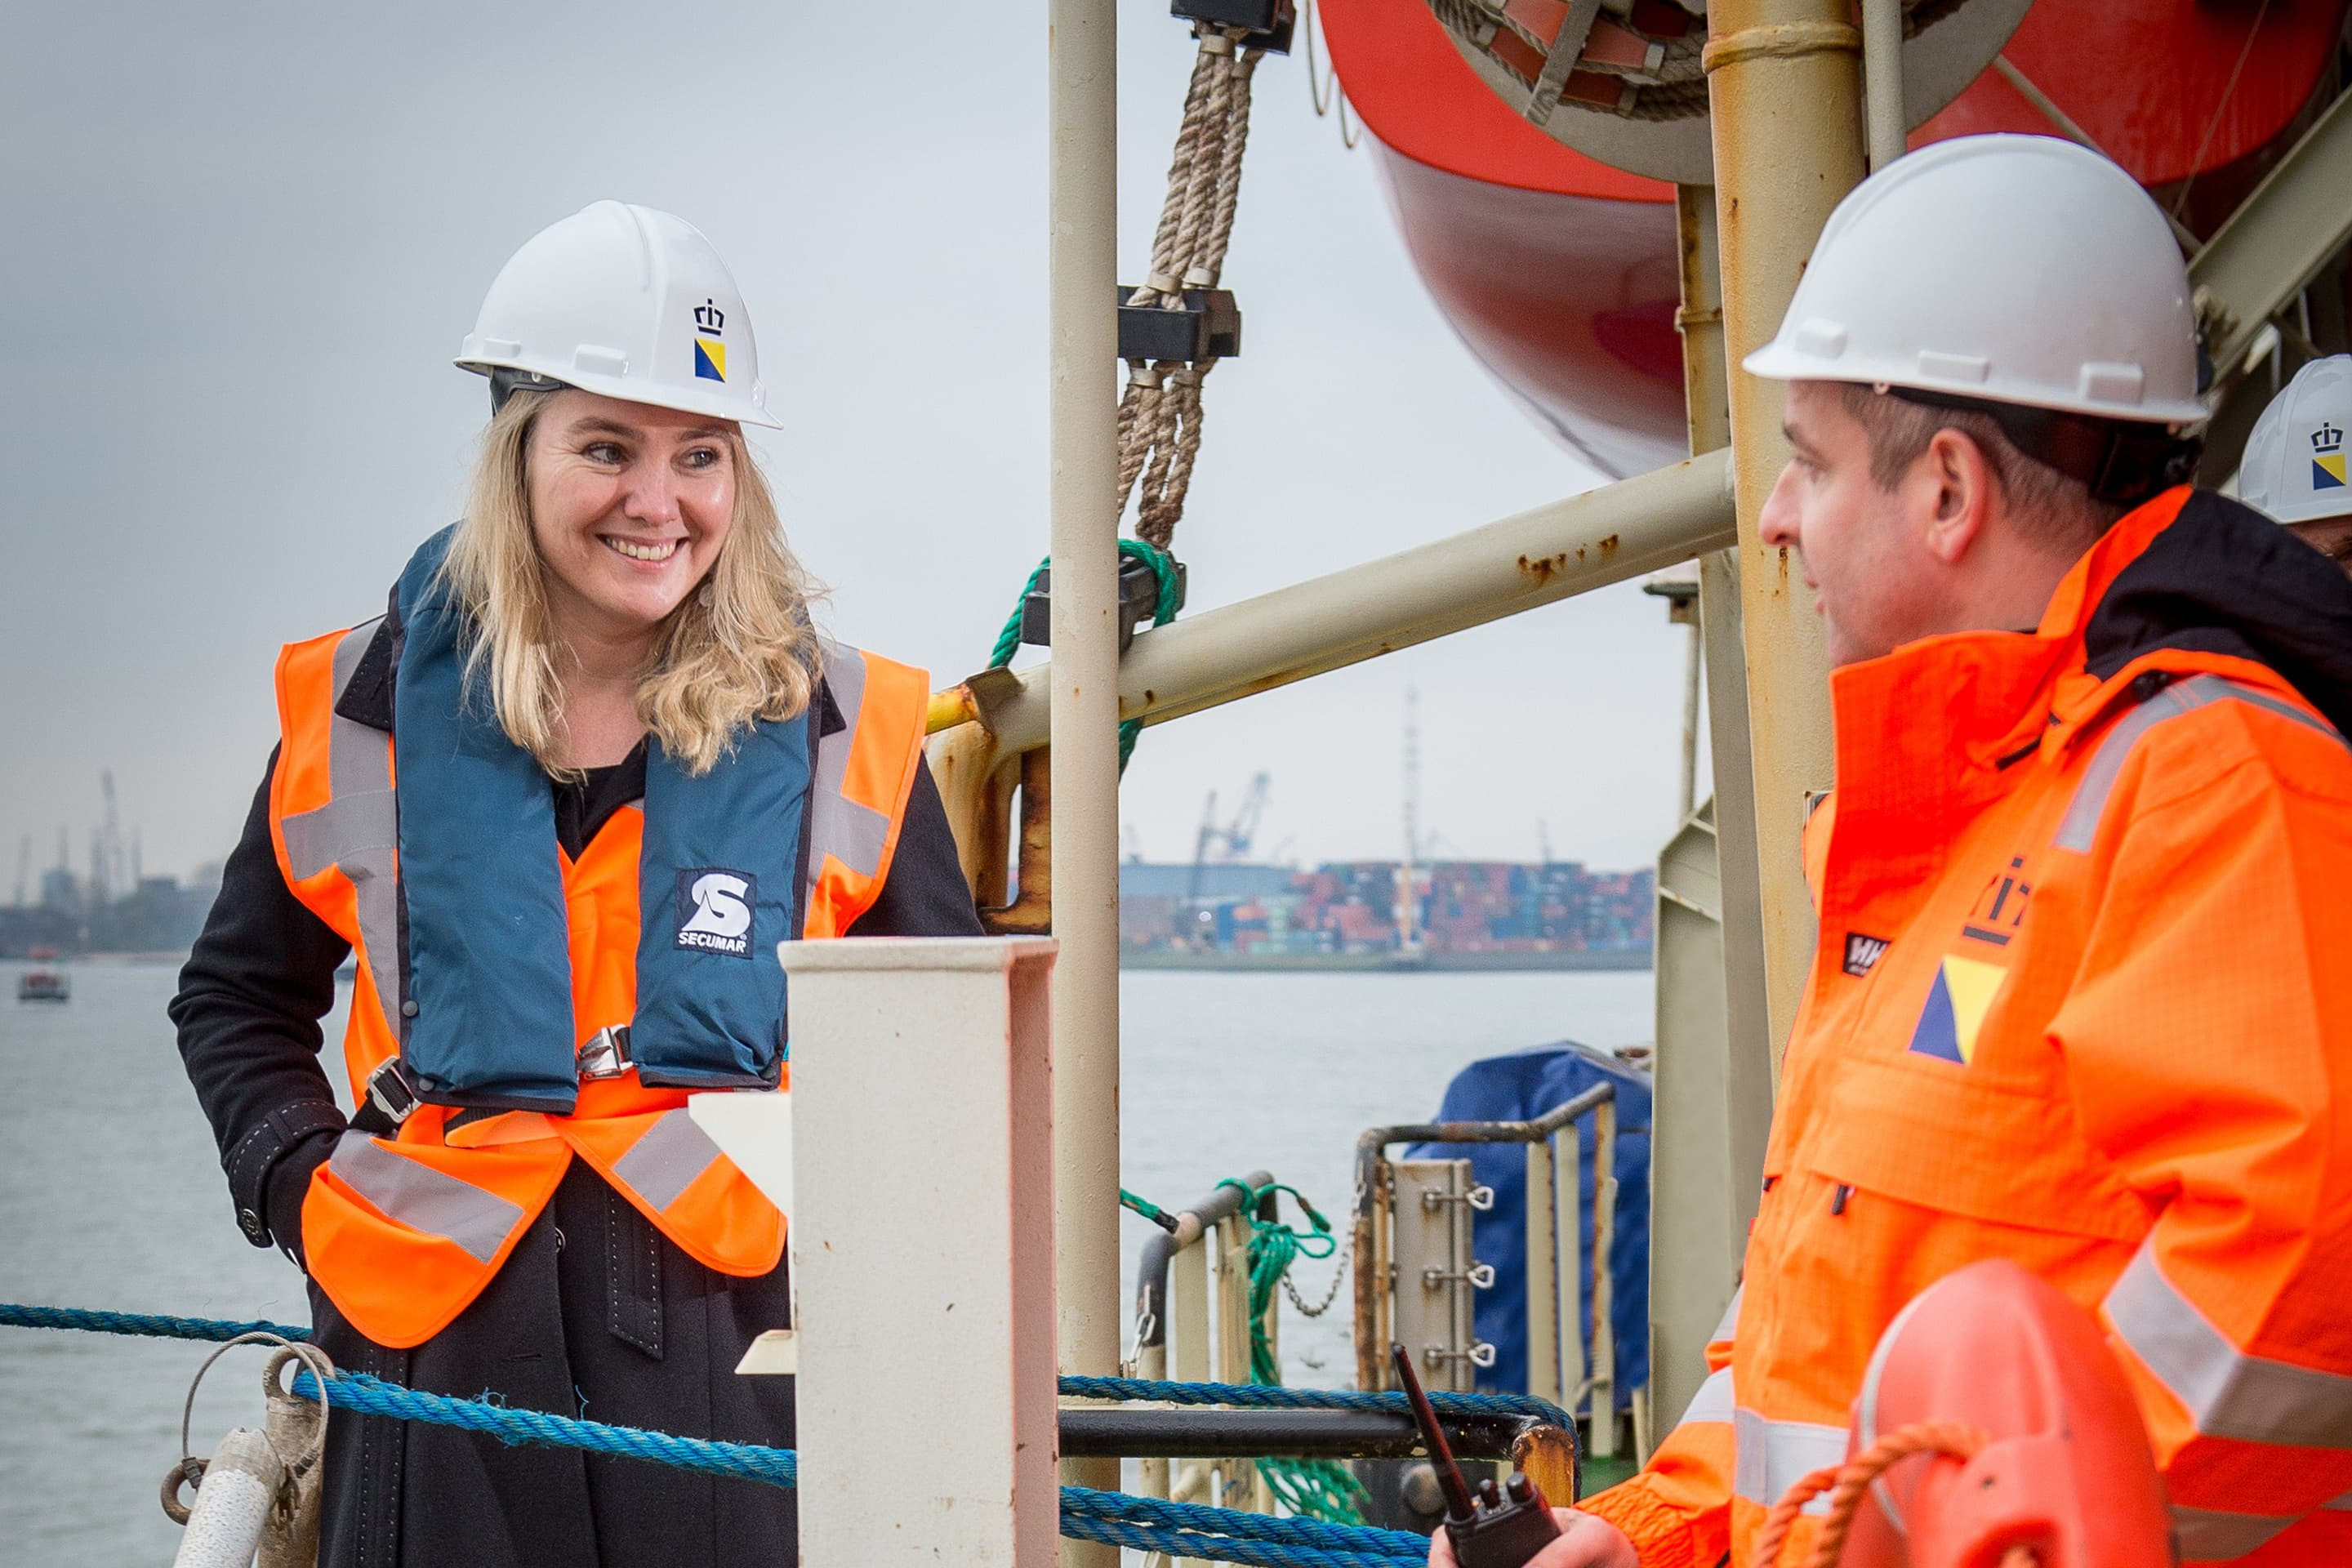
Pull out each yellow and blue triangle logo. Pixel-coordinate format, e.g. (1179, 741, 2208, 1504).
(693, 337, 727, 382)
(1905, 953, 2007, 1065)
(2314, 452, 2346, 490)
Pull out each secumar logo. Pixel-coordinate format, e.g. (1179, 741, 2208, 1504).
(693, 298, 727, 383)
(676, 868, 754, 958)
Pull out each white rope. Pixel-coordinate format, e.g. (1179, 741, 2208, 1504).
(1120, 24, 1266, 551)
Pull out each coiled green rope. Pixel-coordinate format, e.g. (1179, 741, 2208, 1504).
(987, 539, 1183, 772)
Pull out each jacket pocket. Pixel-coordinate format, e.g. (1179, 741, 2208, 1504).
(1805, 1056, 2145, 1242)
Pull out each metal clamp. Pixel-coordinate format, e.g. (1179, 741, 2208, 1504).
(1422, 1263, 1498, 1291)
(577, 1025, 635, 1081)
(1422, 1342, 1500, 1372)
(1420, 1184, 1496, 1213)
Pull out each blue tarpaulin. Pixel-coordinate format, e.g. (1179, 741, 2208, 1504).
(1405, 1043, 1651, 1409)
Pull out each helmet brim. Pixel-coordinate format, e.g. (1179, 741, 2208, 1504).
(1740, 339, 2208, 428)
(454, 356, 784, 430)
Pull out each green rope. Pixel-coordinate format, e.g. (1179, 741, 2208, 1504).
(1122, 1187, 1180, 1233)
(1213, 1179, 1368, 1526)
(987, 539, 1183, 773)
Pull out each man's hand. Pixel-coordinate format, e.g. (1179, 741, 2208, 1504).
(1426, 1508, 1638, 1568)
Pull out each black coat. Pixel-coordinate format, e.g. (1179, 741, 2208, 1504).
(171, 665, 982, 1568)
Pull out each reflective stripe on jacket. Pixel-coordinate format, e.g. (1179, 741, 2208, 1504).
(268, 618, 931, 1348)
(1583, 489, 2352, 1566)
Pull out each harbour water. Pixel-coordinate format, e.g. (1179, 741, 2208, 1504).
(0, 958, 1653, 1563)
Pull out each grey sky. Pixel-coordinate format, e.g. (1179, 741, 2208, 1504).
(0, 1, 1700, 888)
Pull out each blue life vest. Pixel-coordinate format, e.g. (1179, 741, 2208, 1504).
(390, 528, 810, 1113)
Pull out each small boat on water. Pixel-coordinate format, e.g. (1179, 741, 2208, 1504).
(17, 947, 69, 1004)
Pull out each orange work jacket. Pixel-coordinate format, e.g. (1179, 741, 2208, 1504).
(268, 621, 932, 1348)
(1584, 488, 2352, 1566)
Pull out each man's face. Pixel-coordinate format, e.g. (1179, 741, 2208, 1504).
(1757, 381, 1945, 666)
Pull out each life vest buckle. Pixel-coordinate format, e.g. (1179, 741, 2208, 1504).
(577, 1025, 635, 1081)
(359, 1058, 421, 1133)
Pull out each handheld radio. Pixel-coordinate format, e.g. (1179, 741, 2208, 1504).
(1391, 1343, 1563, 1568)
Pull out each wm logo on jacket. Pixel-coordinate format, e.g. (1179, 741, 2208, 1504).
(1907, 953, 2007, 1065)
(677, 869, 754, 958)
(1843, 932, 1890, 978)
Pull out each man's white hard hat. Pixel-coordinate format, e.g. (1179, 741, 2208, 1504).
(2239, 355, 2352, 524)
(456, 200, 782, 430)
(1744, 135, 2205, 428)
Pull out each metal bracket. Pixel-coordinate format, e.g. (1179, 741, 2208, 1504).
(1116, 287, 1244, 363)
(1169, 0, 1294, 53)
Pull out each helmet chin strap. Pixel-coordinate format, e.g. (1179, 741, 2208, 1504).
(488, 367, 568, 413)
(1874, 384, 2204, 508)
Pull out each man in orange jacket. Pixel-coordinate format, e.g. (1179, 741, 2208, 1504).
(1433, 136, 2352, 1568)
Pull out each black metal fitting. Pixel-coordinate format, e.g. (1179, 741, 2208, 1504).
(1021, 555, 1187, 656)
(1171, 0, 1295, 52)
(1055, 1406, 1540, 1463)
(1117, 287, 1243, 363)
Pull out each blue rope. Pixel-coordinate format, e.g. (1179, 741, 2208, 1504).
(0, 1303, 1565, 1428)
(1060, 1512, 1421, 1566)
(291, 1370, 800, 1487)
(1059, 1373, 1574, 1432)
(1062, 1487, 1427, 1558)
(2, 1302, 1511, 1568)
(0, 1303, 311, 1343)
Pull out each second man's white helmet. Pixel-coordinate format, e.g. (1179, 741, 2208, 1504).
(456, 200, 782, 430)
(1744, 135, 2204, 428)
(2239, 355, 2352, 525)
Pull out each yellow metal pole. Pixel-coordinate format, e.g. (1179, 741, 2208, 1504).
(1650, 181, 1776, 1431)
(1703, 0, 1863, 1079)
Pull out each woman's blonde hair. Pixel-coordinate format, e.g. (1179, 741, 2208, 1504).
(439, 389, 822, 777)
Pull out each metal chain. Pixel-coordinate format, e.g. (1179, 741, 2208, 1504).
(1282, 1227, 1353, 1318)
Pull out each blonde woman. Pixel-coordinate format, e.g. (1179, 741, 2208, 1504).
(172, 203, 979, 1568)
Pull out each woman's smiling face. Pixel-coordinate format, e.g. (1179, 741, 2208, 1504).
(526, 389, 738, 644)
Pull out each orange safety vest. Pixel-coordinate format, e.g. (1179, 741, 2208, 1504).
(1585, 489, 2352, 1566)
(268, 621, 932, 1348)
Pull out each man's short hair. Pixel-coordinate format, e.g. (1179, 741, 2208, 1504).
(1838, 384, 2126, 551)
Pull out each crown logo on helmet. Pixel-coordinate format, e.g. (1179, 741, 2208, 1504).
(694, 299, 726, 337)
(2312, 421, 2344, 455)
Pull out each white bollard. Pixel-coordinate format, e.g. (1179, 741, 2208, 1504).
(692, 936, 1060, 1566)
(173, 1427, 283, 1568)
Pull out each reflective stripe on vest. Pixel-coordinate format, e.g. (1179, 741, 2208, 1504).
(2105, 1244, 2352, 1450)
(2167, 1493, 2352, 1562)
(2056, 674, 2346, 853)
(329, 1131, 525, 1264)
(1732, 1408, 1845, 1517)
(1680, 1365, 1735, 1427)
(608, 1108, 728, 1212)
(808, 640, 893, 889)
(278, 621, 401, 1044)
(2171, 1505, 2297, 1561)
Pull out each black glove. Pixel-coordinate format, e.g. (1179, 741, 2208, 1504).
(224, 1099, 345, 1267)
(264, 1128, 339, 1270)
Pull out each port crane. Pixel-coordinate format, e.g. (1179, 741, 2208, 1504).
(1185, 772, 1271, 901)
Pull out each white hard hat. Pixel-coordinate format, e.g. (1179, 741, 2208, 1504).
(2239, 355, 2352, 524)
(1744, 136, 2204, 428)
(457, 200, 781, 430)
